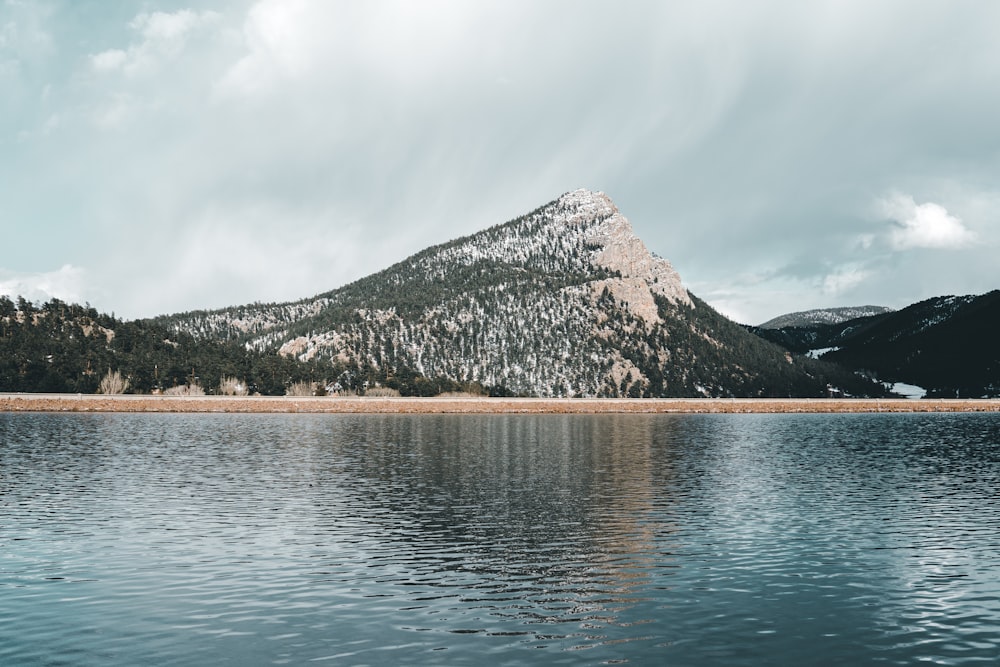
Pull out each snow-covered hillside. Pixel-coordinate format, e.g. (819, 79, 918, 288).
(759, 306, 894, 329)
(159, 190, 881, 398)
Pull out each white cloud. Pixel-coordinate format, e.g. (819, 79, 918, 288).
(0, 20, 14, 50)
(0, 265, 89, 304)
(131, 9, 212, 44)
(92, 92, 142, 128)
(0, 3, 52, 55)
(879, 192, 976, 250)
(90, 9, 220, 76)
(822, 265, 871, 295)
(217, 0, 317, 94)
(216, 0, 513, 97)
(90, 48, 126, 71)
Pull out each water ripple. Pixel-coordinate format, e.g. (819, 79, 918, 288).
(2, 412, 1000, 664)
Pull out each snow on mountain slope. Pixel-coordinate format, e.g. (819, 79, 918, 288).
(158, 189, 882, 398)
(759, 306, 894, 329)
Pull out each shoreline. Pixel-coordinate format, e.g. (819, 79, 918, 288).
(2, 393, 999, 414)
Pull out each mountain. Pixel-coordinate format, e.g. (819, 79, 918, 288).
(749, 291, 1000, 398)
(758, 306, 894, 329)
(157, 189, 884, 398)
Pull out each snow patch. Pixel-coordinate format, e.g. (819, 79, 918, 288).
(891, 382, 926, 399)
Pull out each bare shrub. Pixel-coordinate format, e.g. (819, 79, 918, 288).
(164, 383, 205, 396)
(285, 381, 317, 396)
(365, 387, 401, 397)
(219, 376, 248, 396)
(436, 391, 479, 398)
(98, 369, 129, 395)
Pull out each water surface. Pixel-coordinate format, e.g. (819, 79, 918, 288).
(2, 413, 999, 665)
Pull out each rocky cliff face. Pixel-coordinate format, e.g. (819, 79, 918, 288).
(159, 189, 882, 398)
(579, 191, 690, 309)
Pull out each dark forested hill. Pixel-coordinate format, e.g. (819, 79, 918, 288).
(821, 292, 1000, 397)
(0, 296, 331, 395)
(749, 291, 1000, 397)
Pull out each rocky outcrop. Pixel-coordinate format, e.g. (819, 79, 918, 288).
(563, 189, 691, 309)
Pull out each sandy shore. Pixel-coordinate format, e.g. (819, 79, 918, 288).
(2, 393, 999, 414)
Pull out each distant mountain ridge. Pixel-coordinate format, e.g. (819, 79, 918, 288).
(759, 306, 894, 329)
(158, 189, 881, 398)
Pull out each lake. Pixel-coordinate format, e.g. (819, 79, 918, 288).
(2, 412, 999, 665)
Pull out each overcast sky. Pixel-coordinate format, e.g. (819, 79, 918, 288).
(2, 0, 997, 324)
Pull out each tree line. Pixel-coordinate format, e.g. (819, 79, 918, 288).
(0, 295, 505, 397)
(0, 296, 333, 395)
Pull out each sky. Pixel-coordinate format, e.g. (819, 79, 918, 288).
(2, 0, 998, 325)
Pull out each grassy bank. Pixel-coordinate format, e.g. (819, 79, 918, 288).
(2, 394, 1000, 414)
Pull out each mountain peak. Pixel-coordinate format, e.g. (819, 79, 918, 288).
(557, 188, 618, 218)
